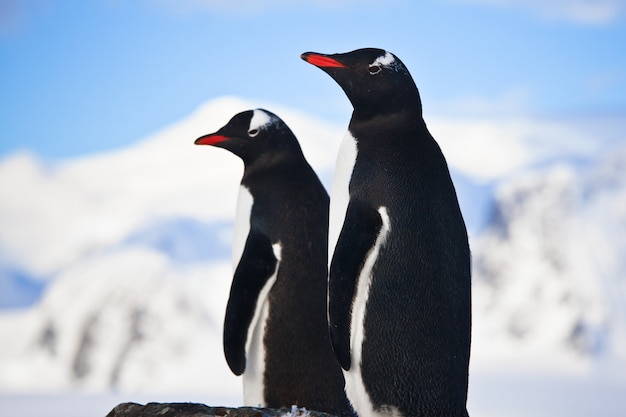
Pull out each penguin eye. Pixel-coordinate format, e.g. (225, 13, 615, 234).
(368, 65, 382, 75)
(248, 129, 259, 137)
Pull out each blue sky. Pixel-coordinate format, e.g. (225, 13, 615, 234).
(1, 0, 625, 160)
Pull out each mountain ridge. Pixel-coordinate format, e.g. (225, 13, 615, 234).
(0, 96, 624, 397)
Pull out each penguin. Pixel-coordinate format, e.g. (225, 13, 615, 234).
(301, 49, 472, 417)
(195, 109, 354, 416)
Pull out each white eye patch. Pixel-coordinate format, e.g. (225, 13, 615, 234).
(370, 51, 396, 68)
(248, 109, 274, 136)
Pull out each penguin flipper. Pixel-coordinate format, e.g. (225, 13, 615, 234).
(329, 199, 383, 371)
(223, 229, 278, 376)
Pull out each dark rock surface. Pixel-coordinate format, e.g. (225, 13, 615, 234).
(106, 402, 338, 417)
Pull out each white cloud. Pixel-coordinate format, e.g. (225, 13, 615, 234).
(429, 116, 601, 182)
(424, 88, 613, 182)
(0, 96, 342, 278)
(429, 87, 534, 118)
(452, 0, 626, 25)
(0, 94, 620, 281)
(1, 95, 626, 404)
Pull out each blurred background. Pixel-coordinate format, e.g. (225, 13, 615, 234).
(1, 1, 625, 416)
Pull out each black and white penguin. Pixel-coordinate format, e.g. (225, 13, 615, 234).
(195, 109, 354, 416)
(301, 49, 472, 417)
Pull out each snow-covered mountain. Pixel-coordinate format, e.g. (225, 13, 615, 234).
(0, 96, 343, 397)
(0, 96, 625, 410)
(471, 148, 626, 364)
(0, 96, 341, 282)
(0, 250, 237, 396)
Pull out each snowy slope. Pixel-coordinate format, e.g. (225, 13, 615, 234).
(0, 96, 344, 396)
(0, 252, 236, 394)
(0, 96, 625, 417)
(471, 147, 626, 363)
(0, 96, 342, 280)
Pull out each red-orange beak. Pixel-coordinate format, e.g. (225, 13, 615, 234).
(301, 52, 347, 68)
(194, 134, 229, 146)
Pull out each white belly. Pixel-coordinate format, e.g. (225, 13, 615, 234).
(232, 185, 254, 271)
(328, 130, 358, 263)
(344, 207, 395, 417)
(242, 242, 282, 407)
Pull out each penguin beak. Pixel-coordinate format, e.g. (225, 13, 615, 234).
(195, 134, 229, 146)
(301, 52, 347, 69)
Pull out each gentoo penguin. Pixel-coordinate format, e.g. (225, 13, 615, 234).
(301, 49, 471, 417)
(195, 109, 354, 416)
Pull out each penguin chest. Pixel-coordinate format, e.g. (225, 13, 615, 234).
(232, 185, 254, 271)
(329, 130, 358, 262)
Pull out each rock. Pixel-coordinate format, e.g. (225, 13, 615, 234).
(106, 402, 339, 417)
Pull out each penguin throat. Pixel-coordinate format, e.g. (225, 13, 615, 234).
(351, 101, 423, 127)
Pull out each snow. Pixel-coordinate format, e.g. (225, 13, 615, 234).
(0, 250, 239, 394)
(0, 96, 342, 278)
(467, 364, 626, 417)
(282, 405, 312, 417)
(427, 116, 604, 182)
(0, 96, 625, 417)
(0, 392, 242, 417)
(471, 154, 626, 362)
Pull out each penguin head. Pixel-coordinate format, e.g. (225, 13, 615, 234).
(195, 109, 302, 167)
(301, 48, 422, 118)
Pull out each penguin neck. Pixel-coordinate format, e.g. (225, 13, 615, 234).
(350, 92, 424, 133)
(349, 103, 427, 144)
(348, 77, 423, 122)
(242, 148, 306, 182)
